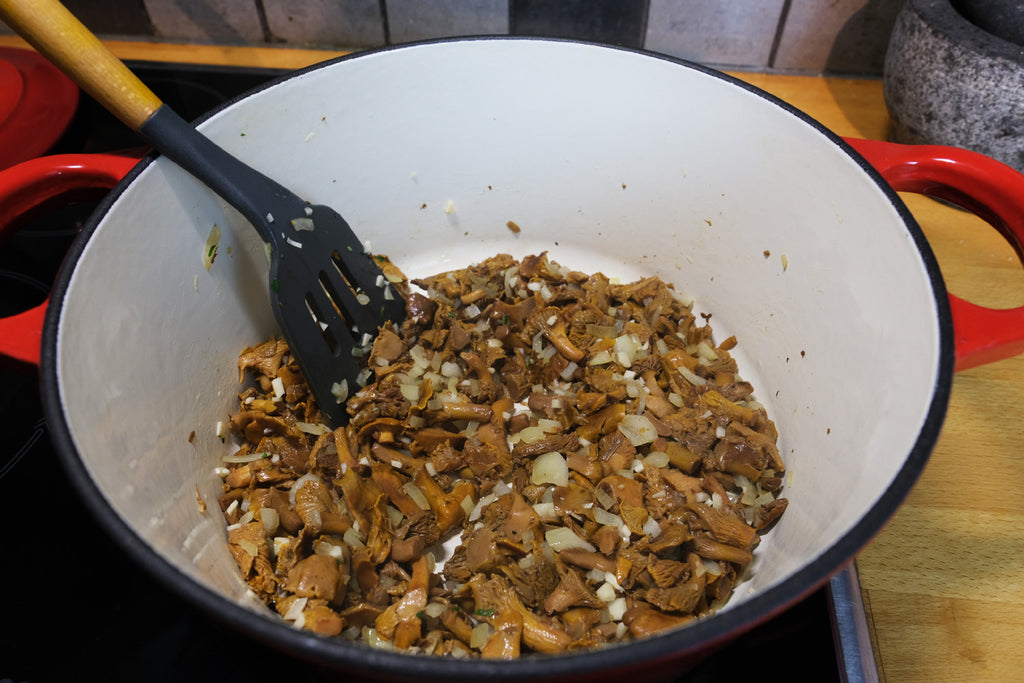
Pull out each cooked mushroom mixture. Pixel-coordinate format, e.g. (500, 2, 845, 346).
(217, 252, 787, 658)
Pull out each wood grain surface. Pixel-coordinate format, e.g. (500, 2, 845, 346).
(4, 35, 1021, 681)
(742, 70, 1024, 683)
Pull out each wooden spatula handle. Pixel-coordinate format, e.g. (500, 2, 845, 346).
(0, 0, 163, 130)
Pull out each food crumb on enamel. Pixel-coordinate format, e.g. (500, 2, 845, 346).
(506, 220, 521, 234)
(203, 224, 221, 271)
(781, 254, 789, 271)
(444, 199, 455, 214)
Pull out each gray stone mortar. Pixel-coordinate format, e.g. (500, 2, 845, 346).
(884, 0, 1024, 173)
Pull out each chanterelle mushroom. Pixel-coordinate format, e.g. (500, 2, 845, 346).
(217, 253, 787, 658)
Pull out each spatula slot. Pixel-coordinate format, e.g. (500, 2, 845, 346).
(304, 289, 343, 355)
(330, 249, 365, 301)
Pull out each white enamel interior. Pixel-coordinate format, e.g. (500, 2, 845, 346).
(55, 40, 942, 644)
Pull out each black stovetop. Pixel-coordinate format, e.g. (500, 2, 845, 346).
(0, 60, 843, 683)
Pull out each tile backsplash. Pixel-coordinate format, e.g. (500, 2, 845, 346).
(1, 0, 905, 75)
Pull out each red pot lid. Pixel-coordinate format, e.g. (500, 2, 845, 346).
(0, 47, 79, 171)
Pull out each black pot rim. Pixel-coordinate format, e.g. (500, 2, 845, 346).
(39, 36, 954, 681)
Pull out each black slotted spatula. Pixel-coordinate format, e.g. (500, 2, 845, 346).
(0, 0, 406, 425)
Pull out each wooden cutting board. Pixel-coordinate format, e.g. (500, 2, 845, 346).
(4, 34, 1021, 681)
(737, 71, 1024, 683)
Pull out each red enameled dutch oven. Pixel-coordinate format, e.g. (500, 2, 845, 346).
(2, 39, 1024, 682)
(0, 46, 79, 171)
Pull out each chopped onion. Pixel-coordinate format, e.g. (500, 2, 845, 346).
(536, 419, 561, 433)
(399, 381, 421, 403)
(283, 597, 308, 622)
(470, 622, 493, 650)
(271, 376, 286, 399)
(608, 597, 627, 621)
(202, 223, 221, 271)
(343, 527, 365, 548)
(593, 508, 623, 528)
(386, 505, 405, 527)
(560, 361, 578, 381)
(702, 558, 724, 576)
(331, 380, 349, 404)
(594, 486, 616, 510)
(223, 451, 268, 463)
(469, 493, 497, 522)
(532, 501, 559, 522)
(617, 414, 658, 446)
(260, 507, 279, 534)
(676, 363, 707, 386)
(642, 516, 662, 538)
(696, 341, 718, 361)
(314, 540, 344, 559)
(440, 361, 463, 378)
(289, 472, 322, 507)
(296, 421, 330, 435)
(613, 333, 646, 367)
(403, 482, 432, 511)
(531, 451, 569, 487)
(644, 451, 670, 468)
(544, 527, 596, 553)
(596, 582, 618, 603)
(362, 627, 394, 650)
(516, 425, 547, 444)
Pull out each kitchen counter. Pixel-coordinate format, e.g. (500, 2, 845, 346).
(4, 35, 1023, 683)
(740, 71, 1024, 683)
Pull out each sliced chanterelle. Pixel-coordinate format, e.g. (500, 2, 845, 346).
(216, 252, 787, 658)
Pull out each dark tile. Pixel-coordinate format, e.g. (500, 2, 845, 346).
(263, 0, 386, 47)
(773, 0, 903, 75)
(511, 0, 648, 47)
(645, 0, 786, 69)
(65, 0, 155, 36)
(387, 0, 508, 44)
(145, 0, 267, 44)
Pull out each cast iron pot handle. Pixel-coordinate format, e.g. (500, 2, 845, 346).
(0, 152, 137, 370)
(846, 137, 1024, 372)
